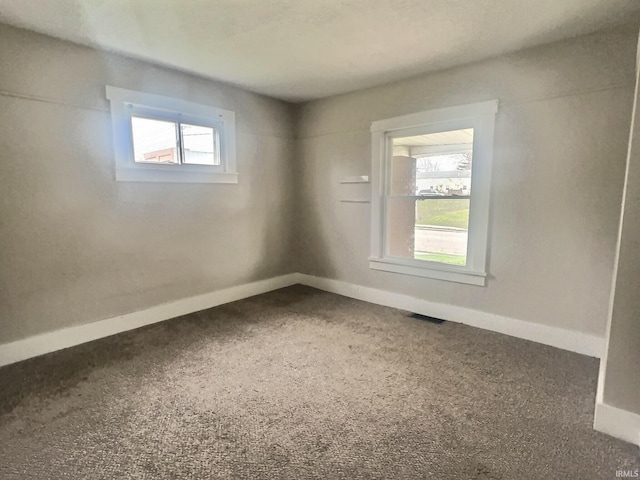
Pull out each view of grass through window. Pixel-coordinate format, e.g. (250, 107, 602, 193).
(390, 128, 473, 266)
(414, 198, 470, 265)
(416, 199, 470, 228)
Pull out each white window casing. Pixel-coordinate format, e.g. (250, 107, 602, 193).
(105, 86, 237, 184)
(369, 100, 498, 286)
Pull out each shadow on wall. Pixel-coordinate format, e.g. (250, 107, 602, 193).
(239, 133, 299, 281)
(291, 138, 339, 280)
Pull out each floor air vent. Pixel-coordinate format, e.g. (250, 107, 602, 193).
(409, 313, 445, 324)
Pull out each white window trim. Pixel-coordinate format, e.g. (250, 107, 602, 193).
(105, 86, 237, 184)
(369, 100, 498, 286)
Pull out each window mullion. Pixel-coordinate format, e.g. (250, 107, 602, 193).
(176, 122, 184, 165)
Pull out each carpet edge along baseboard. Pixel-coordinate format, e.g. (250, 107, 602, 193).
(0, 273, 603, 368)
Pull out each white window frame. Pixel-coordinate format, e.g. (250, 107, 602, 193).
(105, 86, 237, 184)
(369, 100, 498, 286)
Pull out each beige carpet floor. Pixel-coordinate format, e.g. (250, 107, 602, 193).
(0, 285, 638, 479)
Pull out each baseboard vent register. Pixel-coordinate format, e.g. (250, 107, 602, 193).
(410, 313, 446, 324)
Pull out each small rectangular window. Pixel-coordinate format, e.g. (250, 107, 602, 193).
(130, 117, 220, 167)
(106, 86, 237, 184)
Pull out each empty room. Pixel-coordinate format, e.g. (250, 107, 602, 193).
(1, 1, 640, 478)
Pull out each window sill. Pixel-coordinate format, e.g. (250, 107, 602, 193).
(115, 167, 239, 184)
(369, 257, 487, 286)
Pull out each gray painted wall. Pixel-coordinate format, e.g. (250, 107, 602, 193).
(0, 24, 296, 343)
(294, 25, 638, 337)
(602, 32, 640, 414)
(1, 22, 637, 350)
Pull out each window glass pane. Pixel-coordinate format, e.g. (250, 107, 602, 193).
(181, 124, 219, 165)
(388, 128, 473, 265)
(386, 197, 469, 265)
(131, 116, 178, 164)
(414, 198, 469, 265)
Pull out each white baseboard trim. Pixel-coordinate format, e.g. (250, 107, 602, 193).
(0, 272, 605, 368)
(595, 402, 640, 447)
(296, 274, 604, 358)
(0, 273, 299, 368)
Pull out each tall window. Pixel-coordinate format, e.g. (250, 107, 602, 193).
(369, 101, 498, 286)
(106, 86, 237, 184)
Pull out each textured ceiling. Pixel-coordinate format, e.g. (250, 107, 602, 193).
(1, 0, 639, 102)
